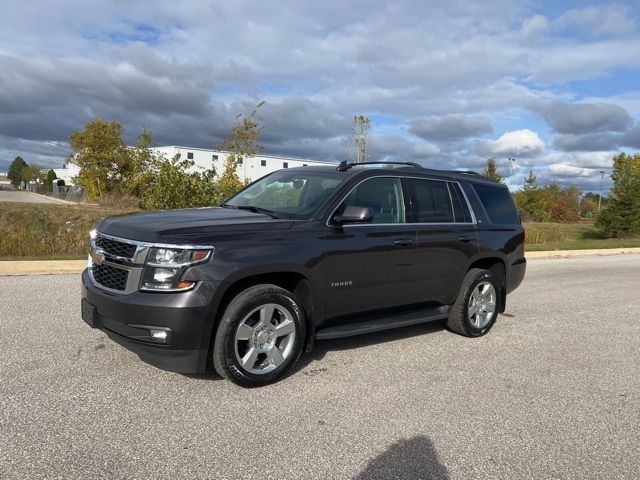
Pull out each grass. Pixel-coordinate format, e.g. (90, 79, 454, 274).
(2, 202, 640, 259)
(0, 202, 136, 259)
(524, 222, 640, 251)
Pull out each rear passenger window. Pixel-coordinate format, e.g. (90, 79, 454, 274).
(473, 184, 520, 224)
(407, 179, 454, 223)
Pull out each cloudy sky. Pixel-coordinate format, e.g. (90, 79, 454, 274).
(1, 0, 639, 191)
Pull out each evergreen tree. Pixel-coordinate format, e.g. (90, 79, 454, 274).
(46, 169, 58, 192)
(7, 156, 27, 187)
(482, 158, 503, 182)
(596, 153, 640, 237)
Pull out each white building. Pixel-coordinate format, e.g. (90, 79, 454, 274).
(151, 146, 335, 183)
(52, 162, 81, 185)
(53, 147, 335, 186)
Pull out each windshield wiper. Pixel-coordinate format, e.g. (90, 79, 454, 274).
(223, 204, 280, 219)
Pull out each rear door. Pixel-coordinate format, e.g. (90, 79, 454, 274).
(405, 178, 479, 306)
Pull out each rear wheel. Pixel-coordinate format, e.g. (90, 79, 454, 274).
(447, 268, 500, 337)
(213, 284, 306, 387)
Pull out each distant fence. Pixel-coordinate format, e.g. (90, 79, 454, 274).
(24, 182, 85, 202)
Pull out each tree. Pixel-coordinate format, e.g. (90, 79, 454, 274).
(512, 169, 541, 221)
(69, 117, 142, 201)
(20, 164, 44, 183)
(349, 115, 371, 164)
(512, 171, 581, 222)
(596, 153, 640, 237)
(482, 158, 503, 182)
(215, 102, 265, 202)
(46, 169, 58, 192)
(139, 154, 218, 210)
(7, 156, 27, 187)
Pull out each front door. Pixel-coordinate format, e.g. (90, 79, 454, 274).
(323, 177, 419, 322)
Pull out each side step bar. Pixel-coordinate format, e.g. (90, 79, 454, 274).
(315, 305, 451, 340)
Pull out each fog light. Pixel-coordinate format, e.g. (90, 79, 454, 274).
(150, 329, 168, 342)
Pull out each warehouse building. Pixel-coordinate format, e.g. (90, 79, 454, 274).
(151, 146, 335, 183)
(54, 146, 335, 185)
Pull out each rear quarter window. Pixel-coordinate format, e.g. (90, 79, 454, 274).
(473, 184, 520, 224)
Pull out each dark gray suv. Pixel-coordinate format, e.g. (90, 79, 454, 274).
(81, 162, 526, 387)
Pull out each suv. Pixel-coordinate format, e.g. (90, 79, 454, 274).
(81, 162, 526, 387)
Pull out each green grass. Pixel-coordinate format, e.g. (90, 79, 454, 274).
(524, 222, 640, 251)
(0, 202, 136, 259)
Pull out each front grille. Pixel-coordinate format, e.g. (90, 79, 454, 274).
(95, 235, 137, 259)
(92, 263, 129, 291)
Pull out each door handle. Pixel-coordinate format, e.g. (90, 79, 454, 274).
(457, 235, 473, 242)
(393, 239, 414, 247)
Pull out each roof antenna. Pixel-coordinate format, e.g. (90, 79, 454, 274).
(336, 160, 349, 172)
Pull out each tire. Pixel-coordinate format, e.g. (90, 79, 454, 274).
(213, 284, 306, 387)
(447, 268, 500, 337)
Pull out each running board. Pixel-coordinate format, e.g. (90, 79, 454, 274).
(315, 305, 451, 340)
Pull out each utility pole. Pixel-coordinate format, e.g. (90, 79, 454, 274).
(508, 157, 516, 176)
(598, 170, 605, 212)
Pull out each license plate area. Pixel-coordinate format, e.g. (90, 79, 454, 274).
(81, 299, 98, 328)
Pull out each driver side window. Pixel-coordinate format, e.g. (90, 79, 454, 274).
(336, 177, 405, 224)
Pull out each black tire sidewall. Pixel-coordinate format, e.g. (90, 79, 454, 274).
(215, 286, 306, 386)
(463, 270, 499, 336)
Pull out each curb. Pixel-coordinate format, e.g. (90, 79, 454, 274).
(526, 247, 640, 260)
(0, 260, 87, 276)
(2, 248, 640, 275)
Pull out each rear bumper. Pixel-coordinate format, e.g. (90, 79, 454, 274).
(507, 257, 526, 294)
(81, 269, 213, 374)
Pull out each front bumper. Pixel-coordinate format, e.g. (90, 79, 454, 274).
(81, 269, 213, 374)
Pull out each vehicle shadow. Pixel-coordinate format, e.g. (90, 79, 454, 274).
(292, 320, 447, 375)
(183, 320, 448, 383)
(355, 435, 449, 480)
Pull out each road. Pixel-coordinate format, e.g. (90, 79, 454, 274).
(0, 189, 75, 204)
(1, 255, 639, 479)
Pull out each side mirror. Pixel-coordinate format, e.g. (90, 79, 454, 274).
(333, 206, 373, 225)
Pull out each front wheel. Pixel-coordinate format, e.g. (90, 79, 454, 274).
(447, 268, 500, 337)
(213, 284, 306, 387)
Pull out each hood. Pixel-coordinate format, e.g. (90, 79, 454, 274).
(97, 207, 294, 244)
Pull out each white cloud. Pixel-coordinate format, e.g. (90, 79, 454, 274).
(553, 5, 636, 38)
(475, 129, 545, 158)
(520, 14, 549, 42)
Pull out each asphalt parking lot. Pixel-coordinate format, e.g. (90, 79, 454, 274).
(1, 254, 639, 479)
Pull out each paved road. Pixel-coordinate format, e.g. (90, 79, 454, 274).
(1, 255, 639, 479)
(0, 189, 75, 204)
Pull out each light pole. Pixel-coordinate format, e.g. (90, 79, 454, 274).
(598, 170, 605, 212)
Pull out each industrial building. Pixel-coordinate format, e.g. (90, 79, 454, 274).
(53, 146, 335, 185)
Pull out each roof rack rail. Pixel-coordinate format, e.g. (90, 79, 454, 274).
(336, 161, 422, 172)
(434, 169, 482, 176)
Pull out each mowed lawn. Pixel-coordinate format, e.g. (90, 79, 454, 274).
(1, 201, 639, 259)
(524, 222, 640, 251)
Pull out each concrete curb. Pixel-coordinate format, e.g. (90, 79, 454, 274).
(2, 247, 640, 275)
(526, 247, 640, 259)
(0, 260, 87, 276)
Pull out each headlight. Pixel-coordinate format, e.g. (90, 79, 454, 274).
(141, 247, 212, 292)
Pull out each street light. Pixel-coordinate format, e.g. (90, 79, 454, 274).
(598, 171, 605, 212)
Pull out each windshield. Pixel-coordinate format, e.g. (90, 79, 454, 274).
(224, 170, 344, 219)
